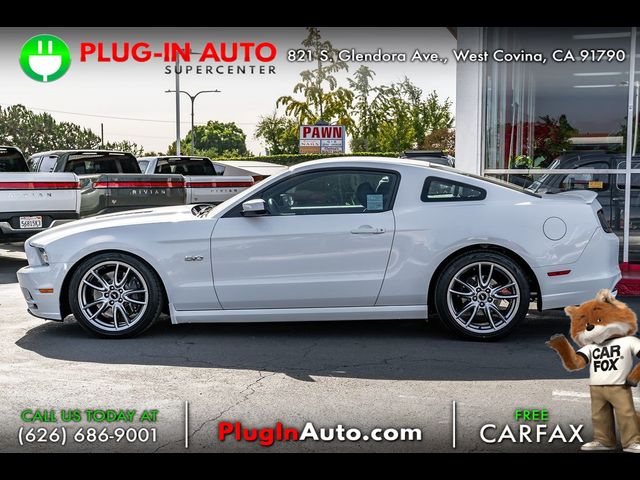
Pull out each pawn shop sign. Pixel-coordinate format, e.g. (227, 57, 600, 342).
(299, 125, 346, 154)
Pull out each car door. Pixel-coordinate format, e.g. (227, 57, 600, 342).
(211, 168, 399, 309)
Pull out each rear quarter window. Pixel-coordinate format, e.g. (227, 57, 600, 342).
(421, 176, 486, 202)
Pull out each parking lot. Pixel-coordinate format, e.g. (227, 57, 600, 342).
(1, 242, 638, 453)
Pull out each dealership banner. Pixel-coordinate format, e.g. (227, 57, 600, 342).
(1, 26, 640, 458)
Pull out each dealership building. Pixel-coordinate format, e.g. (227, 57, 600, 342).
(452, 27, 640, 290)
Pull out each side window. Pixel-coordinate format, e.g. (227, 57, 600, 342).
(39, 156, 58, 173)
(560, 162, 609, 191)
(28, 156, 41, 171)
(421, 177, 486, 202)
(54, 157, 66, 172)
(137, 160, 150, 173)
(616, 160, 640, 190)
(260, 170, 399, 216)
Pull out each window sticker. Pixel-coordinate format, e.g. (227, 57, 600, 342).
(367, 194, 384, 211)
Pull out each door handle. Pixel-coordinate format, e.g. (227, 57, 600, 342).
(351, 225, 386, 235)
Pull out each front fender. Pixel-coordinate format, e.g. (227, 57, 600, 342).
(49, 221, 219, 312)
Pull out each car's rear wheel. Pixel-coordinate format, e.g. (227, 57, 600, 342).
(68, 253, 163, 338)
(434, 251, 530, 340)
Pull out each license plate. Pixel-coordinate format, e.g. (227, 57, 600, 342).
(19, 216, 43, 229)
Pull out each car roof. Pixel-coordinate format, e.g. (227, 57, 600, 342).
(138, 156, 211, 161)
(0, 146, 23, 153)
(30, 150, 131, 157)
(212, 160, 285, 168)
(290, 156, 441, 172)
(289, 157, 542, 198)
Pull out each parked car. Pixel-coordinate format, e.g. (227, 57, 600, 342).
(401, 150, 455, 168)
(29, 150, 186, 217)
(0, 146, 80, 242)
(526, 151, 633, 232)
(17, 157, 619, 340)
(211, 160, 287, 182)
(138, 156, 254, 204)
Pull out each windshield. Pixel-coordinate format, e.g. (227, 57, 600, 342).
(429, 165, 541, 198)
(155, 157, 216, 175)
(63, 153, 141, 174)
(0, 148, 28, 172)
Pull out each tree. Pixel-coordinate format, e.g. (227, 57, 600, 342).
(422, 128, 455, 154)
(141, 151, 166, 157)
(277, 27, 354, 129)
(168, 120, 248, 157)
(255, 111, 298, 155)
(0, 104, 100, 156)
(0, 104, 151, 157)
(365, 79, 454, 153)
(397, 78, 454, 149)
(103, 140, 145, 156)
(348, 66, 390, 152)
(376, 94, 416, 152)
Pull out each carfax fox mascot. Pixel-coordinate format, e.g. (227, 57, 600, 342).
(547, 289, 640, 453)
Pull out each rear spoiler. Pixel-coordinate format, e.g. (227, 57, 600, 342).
(548, 190, 598, 204)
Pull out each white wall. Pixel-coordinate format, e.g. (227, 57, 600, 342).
(454, 27, 484, 174)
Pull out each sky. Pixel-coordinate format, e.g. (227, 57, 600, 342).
(0, 27, 457, 155)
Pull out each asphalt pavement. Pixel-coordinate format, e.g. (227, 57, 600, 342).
(1, 243, 639, 453)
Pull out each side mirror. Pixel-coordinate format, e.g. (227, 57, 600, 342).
(241, 199, 267, 217)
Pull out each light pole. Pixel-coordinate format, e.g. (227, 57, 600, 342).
(165, 89, 221, 155)
(174, 58, 181, 155)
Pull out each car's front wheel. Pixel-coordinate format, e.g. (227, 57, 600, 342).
(68, 253, 164, 338)
(434, 251, 530, 340)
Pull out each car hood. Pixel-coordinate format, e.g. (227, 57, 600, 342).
(29, 205, 197, 246)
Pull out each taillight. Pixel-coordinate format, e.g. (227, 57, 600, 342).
(0, 181, 80, 190)
(185, 181, 254, 188)
(93, 181, 185, 189)
(597, 209, 613, 233)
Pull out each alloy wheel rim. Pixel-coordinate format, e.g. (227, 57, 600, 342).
(77, 261, 148, 332)
(446, 261, 520, 334)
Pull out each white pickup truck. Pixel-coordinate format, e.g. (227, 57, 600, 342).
(138, 156, 255, 204)
(0, 146, 80, 242)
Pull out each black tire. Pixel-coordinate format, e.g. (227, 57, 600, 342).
(68, 252, 164, 338)
(434, 251, 530, 340)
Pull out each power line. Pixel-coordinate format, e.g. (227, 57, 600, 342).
(106, 132, 173, 140)
(0, 102, 258, 126)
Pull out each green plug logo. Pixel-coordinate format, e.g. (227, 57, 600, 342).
(19, 34, 71, 82)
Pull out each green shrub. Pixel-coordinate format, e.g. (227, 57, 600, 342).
(210, 152, 402, 167)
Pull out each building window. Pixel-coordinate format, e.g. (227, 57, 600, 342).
(479, 27, 640, 263)
(483, 27, 631, 172)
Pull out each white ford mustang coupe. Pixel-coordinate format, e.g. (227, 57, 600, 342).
(17, 157, 621, 340)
